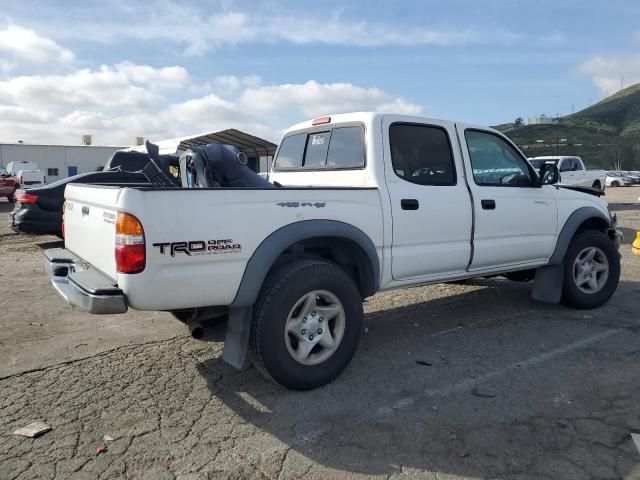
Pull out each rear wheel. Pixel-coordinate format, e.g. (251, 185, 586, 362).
(561, 230, 620, 309)
(250, 259, 363, 390)
(592, 180, 601, 190)
(7, 192, 15, 203)
(611, 180, 620, 187)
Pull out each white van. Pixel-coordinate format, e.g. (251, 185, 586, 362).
(6, 161, 38, 176)
(16, 169, 46, 187)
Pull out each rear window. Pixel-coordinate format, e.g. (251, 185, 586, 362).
(274, 126, 365, 170)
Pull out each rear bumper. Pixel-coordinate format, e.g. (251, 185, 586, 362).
(44, 248, 127, 314)
(11, 206, 62, 236)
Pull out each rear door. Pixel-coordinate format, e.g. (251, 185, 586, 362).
(384, 116, 472, 280)
(458, 126, 558, 270)
(559, 158, 578, 185)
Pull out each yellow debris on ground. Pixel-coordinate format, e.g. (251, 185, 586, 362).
(633, 231, 640, 257)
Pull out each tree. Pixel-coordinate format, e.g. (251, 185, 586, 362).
(514, 117, 524, 127)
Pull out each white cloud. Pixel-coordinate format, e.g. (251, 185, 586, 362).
(34, 3, 547, 56)
(114, 62, 190, 90)
(239, 81, 423, 117)
(0, 24, 74, 63)
(580, 54, 640, 95)
(0, 63, 192, 113)
(0, 64, 423, 145)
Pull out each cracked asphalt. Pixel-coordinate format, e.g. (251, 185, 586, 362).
(1, 188, 640, 480)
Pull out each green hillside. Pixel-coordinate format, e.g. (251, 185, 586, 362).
(496, 83, 640, 169)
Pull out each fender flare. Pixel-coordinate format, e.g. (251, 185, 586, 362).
(230, 219, 380, 307)
(548, 206, 611, 266)
(532, 206, 611, 304)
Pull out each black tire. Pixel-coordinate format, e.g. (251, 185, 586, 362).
(7, 193, 14, 203)
(611, 181, 619, 187)
(592, 180, 601, 190)
(250, 259, 363, 390)
(561, 230, 620, 309)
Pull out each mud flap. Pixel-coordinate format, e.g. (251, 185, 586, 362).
(531, 265, 563, 304)
(222, 306, 253, 369)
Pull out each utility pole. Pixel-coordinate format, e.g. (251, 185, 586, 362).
(556, 111, 560, 157)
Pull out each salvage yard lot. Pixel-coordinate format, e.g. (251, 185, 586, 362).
(1, 189, 639, 480)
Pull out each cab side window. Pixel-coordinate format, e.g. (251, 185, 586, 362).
(465, 130, 533, 187)
(560, 159, 573, 172)
(572, 158, 584, 171)
(389, 124, 456, 186)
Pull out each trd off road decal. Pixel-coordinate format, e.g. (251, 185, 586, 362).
(153, 239, 242, 257)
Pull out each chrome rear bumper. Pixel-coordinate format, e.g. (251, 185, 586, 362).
(44, 248, 127, 314)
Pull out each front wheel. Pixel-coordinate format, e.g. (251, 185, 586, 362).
(250, 259, 363, 390)
(561, 230, 620, 309)
(592, 180, 602, 191)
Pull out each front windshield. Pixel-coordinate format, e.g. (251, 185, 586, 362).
(529, 159, 558, 169)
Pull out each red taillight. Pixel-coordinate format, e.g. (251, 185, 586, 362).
(15, 192, 38, 204)
(312, 116, 331, 125)
(115, 212, 145, 273)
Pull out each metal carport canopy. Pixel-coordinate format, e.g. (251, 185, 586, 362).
(178, 129, 277, 157)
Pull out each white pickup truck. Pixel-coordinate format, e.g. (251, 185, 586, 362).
(44, 112, 622, 390)
(528, 156, 606, 191)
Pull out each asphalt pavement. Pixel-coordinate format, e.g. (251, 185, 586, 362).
(1, 188, 639, 479)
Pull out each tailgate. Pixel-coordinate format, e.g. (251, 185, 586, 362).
(64, 184, 121, 280)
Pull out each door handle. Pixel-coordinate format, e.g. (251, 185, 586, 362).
(481, 199, 496, 210)
(401, 199, 419, 210)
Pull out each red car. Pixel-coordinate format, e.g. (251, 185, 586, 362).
(0, 166, 19, 202)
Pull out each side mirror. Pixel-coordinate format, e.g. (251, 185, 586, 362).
(538, 163, 559, 187)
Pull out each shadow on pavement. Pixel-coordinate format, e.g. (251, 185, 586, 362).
(195, 280, 640, 478)
(609, 202, 640, 212)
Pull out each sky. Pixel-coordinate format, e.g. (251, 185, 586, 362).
(1, 0, 640, 146)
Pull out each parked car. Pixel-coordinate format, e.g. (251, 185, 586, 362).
(618, 171, 640, 184)
(10, 170, 149, 237)
(0, 166, 19, 202)
(16, 169, 46, 188)
(6, 161, 38, 176)
(528, 156, 605, 190)
(44, 112, 622, 390)
(606, 172, 631, 187)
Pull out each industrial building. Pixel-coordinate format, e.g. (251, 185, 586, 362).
(0, 143, 124, 181)
(0, 129, 277, 181)
(526, 114, 559, 126)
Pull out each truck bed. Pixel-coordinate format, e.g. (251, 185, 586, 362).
(63, 184, 384, 310)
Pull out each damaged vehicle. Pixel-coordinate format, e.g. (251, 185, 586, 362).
(43, 113, 622, 390)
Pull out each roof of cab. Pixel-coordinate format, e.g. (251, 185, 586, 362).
(282, 111, 501, 138)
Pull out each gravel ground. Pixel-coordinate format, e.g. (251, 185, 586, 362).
(0, 187, 639, 479)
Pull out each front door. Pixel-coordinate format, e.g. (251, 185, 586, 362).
(384, 117, 473, 281)
(458, 126, 558, 270)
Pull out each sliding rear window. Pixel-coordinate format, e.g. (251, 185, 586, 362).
(274, 126, 365, 170)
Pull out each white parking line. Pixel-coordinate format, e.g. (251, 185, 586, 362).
(429, 310, 535, 338)
(375, 328, 623, 418)
(423, 328, 621, 397)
